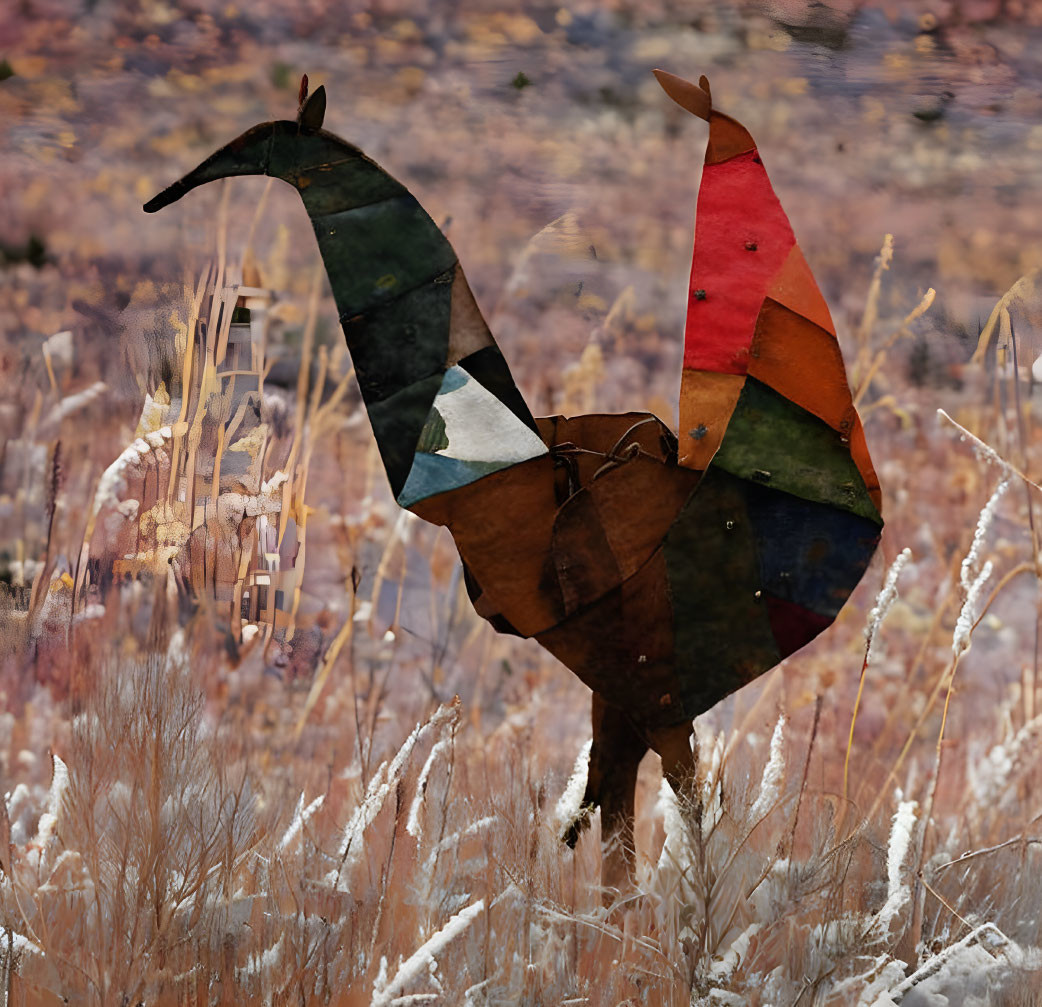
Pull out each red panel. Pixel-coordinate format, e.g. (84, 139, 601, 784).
(764, 593, 834, 658)
(684, 149, 795, 375)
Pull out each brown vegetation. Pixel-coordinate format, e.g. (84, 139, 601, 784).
(4, 1, 1042, 1002)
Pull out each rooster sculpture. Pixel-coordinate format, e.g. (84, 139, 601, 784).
(145, 70, 882, 878)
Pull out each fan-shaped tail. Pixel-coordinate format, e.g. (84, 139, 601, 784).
(656, 71, 883, 695)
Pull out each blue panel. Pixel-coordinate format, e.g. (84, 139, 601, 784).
(397, 452, 515, 509)
(745, 482, 881, 619)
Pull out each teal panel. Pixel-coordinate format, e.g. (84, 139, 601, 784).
(398, 452, 517, 509)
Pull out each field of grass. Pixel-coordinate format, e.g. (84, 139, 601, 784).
(4, 1, 1042, 1003)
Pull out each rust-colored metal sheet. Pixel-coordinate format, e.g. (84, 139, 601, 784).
(765, 244, 837, 334)
(677, 370, 746, 470)
(748, 298, 855, 433)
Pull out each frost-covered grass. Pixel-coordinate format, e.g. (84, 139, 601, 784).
(5, 226, 1042, 1004)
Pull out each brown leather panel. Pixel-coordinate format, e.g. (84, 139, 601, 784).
(548, 455, 698, 614)
(537, 549, 685, 731)
(588, 457, 699, 581)
(706, 111, 756, 165)
(677, 370, 746, 470)
(652, 68, 711, 121)
(446, 264, 495, 364)
(411, 454, 565, 636)
(551, 487, 621, 615)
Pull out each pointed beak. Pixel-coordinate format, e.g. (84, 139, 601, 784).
(143, 122, 275, 213)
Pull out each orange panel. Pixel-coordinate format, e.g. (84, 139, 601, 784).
(765, 244, 836, 335)
(748, 298, 854, 432)
(677, 369, 746, 470)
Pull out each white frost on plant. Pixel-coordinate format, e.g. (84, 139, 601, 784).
(874, 799, 918, 934)
(749, 715, 785, 822)
(969, 715, 1042, 805)
(392, 507, 417, 547)
(261, 469, 289, 496)
(946, 477, 1006, 657)
(278, 792, 325, 851)
(938, 408, 1016, 473)
(370, 898, 485, 1006)
(92, 427, 173, 515)
(865, 548, 912, 646)
(424, 816, 495, 876)
(553, 738, 591, 834)
(960, 478, 1008, 594)
(952, 560, 993, 657)
(45, 379, 108, 427)
(0, 926, 42, 958)
(888, 922, 1041, 1001)
(826, 955, 906, 1005)
(237, 934, 284, 981)
(700, 730, 725, 832)
(33, 753, 69, 849)
(6, 782, 34, 845)
(329, 702, 458, 887)
(406, 737, 450, 841)
(707, 922, 761, 981)
(655, 777, 692, 879)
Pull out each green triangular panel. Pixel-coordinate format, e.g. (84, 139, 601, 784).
(711, 377, 882, 524)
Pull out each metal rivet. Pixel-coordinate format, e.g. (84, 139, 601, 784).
(693, 289, 707, 301)
(725, 519, 735, 530)
(745, 241, 758, 251)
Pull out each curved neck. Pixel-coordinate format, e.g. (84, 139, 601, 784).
(293, 149, 537, 499)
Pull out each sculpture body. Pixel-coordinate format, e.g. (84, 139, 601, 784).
(146, 72, 882, 870)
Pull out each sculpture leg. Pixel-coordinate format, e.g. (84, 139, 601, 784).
(648, 720, 700, 823)
(562, 693, 648, 889)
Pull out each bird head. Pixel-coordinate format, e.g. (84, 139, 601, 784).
(143, 77, 403, 215)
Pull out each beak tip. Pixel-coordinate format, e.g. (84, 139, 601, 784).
(142, 183, 184, 213)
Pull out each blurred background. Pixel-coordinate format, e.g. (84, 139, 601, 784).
(3, 1, 1042, 1001)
